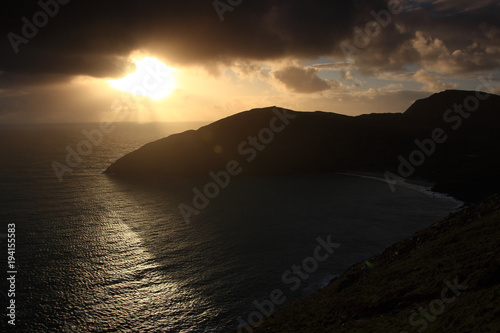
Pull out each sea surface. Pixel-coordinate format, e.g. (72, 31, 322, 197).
(0, 122, 461, 332)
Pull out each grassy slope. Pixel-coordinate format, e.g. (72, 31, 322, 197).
(231, 195, 500, 332)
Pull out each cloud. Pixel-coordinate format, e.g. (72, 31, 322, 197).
(273, 66, 333, 93)
(412, 0, 499, 14)
(1, 0, 499, 85)
(0, 1, 386, 81)
(343, 0, 500, 76)
(1, 0, 499, 123)
(381, 83, 404, 91)
(311, 63, 350, 70)
(341, 70, 353, 80)
(413, 69, 458, 91)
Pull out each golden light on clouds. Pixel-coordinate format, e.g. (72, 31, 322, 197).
(109, 57, 177, 100)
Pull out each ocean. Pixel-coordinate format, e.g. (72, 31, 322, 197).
(0, 122, 461, 332)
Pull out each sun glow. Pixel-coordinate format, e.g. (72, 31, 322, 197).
(109, 57, 176, 100)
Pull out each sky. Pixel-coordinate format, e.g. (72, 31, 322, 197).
(1, 0, 499, 123)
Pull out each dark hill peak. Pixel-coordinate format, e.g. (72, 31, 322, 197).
(106, 90, 500, 202)
(403, 89, 500, 120)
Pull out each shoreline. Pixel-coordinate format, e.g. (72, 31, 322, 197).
(336, 171, 465, 210)
(240, 195, 500, 332)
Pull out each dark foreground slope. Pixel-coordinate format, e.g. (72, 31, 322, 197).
(106, 90, 500, 202)
(231, 194, 500, 333)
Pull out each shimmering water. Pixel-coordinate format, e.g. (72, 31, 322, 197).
(0, 123, 460, 332)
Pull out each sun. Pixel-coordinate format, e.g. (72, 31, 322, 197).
(109, 57, 176, 100)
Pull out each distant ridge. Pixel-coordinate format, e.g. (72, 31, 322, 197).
(106, 90, 500, 202)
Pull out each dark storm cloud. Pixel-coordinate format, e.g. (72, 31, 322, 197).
(351, 1, 500, 75)
(0, 0, 385, 84)
(0, 0, 499, 87)
(273, 66, 333, 93)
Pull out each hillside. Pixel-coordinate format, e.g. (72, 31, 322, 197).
(106, 90, 500, 202)
(231, 194, 500, 332)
